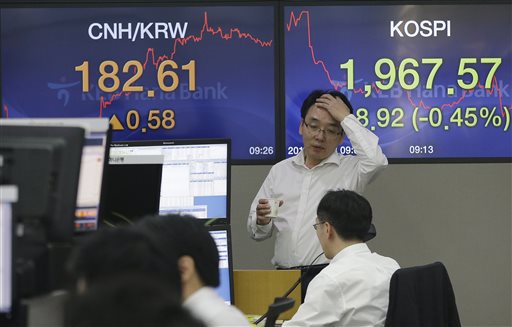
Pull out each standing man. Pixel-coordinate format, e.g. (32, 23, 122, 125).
(248, 90, 387, 268)
(282, 190, 400, 326)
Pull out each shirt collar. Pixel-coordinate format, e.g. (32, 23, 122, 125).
(331, 243, 370, 264)
(183, 286, 215, 308)
(293, 149, 340, 169)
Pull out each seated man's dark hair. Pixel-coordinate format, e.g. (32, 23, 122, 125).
(64, 273, 205, 327)
(316, 189, 372, 241)
(67, 227, 181, 296)
(136, 214, 220, 287)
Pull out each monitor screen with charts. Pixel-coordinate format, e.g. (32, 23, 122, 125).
(105, 139, 230, 226)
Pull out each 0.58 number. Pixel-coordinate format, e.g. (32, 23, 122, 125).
(124, 109, 176, 131)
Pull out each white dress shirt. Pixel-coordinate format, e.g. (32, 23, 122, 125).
(183, 287, 250, 327)
(283, 243, 400, 327)
(247, 115, 387, 267)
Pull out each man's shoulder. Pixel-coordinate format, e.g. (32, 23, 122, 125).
(188, 288, 250, 326)
(204, 289, 249, 325)
(325, 250, 398, 276)
(375, 254, 401, 271)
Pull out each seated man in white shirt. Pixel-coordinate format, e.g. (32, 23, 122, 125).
(136, 215, 250, 327)
(283, 190, 400, 327)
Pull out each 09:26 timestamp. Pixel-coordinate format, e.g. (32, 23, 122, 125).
(249, 146, 274, 155)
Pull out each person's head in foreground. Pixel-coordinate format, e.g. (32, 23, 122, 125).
(64, 274, 205, 327)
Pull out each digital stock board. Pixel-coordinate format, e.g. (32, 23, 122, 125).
(284, 3, 511, 161)
(1, 2, 511, 163)
(1, 5, 277, 163)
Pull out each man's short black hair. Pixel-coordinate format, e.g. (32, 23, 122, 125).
(300, 89, 354, 119)
(65, 274, 205, 327)
(67, 227, 182, 296)
(136, 214, 220, 288)
(316, 189, 372, 241)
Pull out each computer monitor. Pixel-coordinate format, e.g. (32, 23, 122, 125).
(0, 124, 84, 312)
(104, 139, 230, 226)
(0, 125, 84, 242)
(0, 186, 16, 316)
(207, 225, 235, 305)
(0, 118, 111, 233)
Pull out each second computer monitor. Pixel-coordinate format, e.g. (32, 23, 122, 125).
(208, 225, 235, 305)
(105, 139, 231, 226)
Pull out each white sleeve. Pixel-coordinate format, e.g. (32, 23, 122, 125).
(282, 274, 343, 327)
(341, 114, 388, 185)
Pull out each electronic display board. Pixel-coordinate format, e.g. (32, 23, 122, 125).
(1, 5, 277, 162)
(284, 3, 511, 161)
(2, 2, 510, 163)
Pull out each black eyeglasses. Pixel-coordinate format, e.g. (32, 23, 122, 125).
(303, 121, 342, 139)
(313, 221, 326, 230)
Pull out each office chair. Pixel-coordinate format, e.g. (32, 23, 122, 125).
(264, 297, 295, 327)
(384, 261, 461, 327)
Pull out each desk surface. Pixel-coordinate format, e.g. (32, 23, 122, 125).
(233, 269, 301, 320)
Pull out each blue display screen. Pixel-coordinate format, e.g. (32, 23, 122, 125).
(1, 6, 276, 162)
(2, 3, 510, 162)
(284, 4, 511, 161)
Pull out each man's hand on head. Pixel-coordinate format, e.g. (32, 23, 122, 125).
(315, 94, 351, 123)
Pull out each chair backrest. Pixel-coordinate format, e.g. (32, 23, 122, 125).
(264, 297, 295, 327)
(384, 261, 461, 327)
